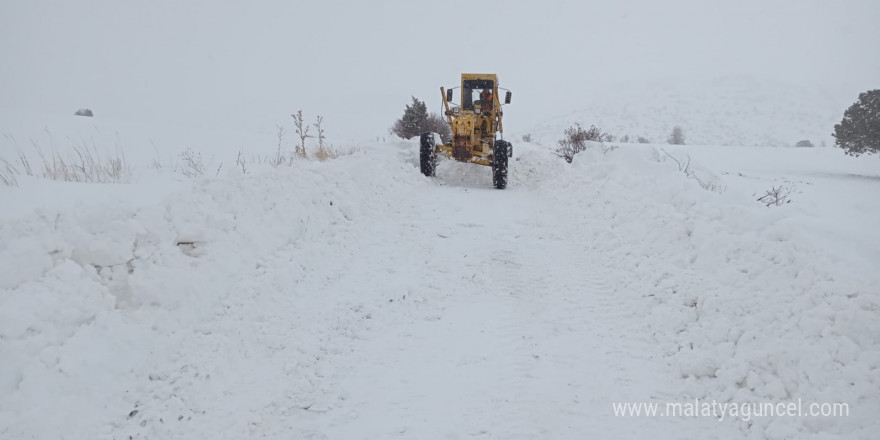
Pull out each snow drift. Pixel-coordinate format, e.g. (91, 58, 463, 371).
(1, 138, 878, 439)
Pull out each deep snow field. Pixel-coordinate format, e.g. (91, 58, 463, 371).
(528, 77, 847, 149)
(1, 116, 879, 440)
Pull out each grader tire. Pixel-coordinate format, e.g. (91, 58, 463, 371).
(492, 140, 509, 189)
(419, 133, 437, 177)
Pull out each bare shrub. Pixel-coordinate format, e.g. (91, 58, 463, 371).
(637, 136, 650, 144)
(522, 133, 532, 143)
(149, 147, 163, 170)
(314, 115, 326, 150)
(555, 123, 612, 163)
(757, 186, 792, 206)
(421, 113, 452, 144)
(270, 124, 288, 167)
(280, 112, 353, 162)
(178, 147, 205, 178)
(292, 110, 310, 159)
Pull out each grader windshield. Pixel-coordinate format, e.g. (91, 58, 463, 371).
(462, 79, 494, 110)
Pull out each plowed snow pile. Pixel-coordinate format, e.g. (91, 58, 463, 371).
(1, 140, 878, 439)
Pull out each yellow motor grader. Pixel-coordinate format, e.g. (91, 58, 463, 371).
(420, 73, 513, 189)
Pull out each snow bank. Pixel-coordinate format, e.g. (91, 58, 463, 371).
(0, 142, 425, 438)
(536, 143, 879, 439)
(1, 136, 877, 439)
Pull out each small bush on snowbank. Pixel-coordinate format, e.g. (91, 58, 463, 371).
(756, 185, 793, 206)
(556, 123, 613, 163)
(390, 96, 452, 144)
(284, 111, 355, 164)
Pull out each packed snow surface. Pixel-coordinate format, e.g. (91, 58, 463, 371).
(1, 135, 879, 439)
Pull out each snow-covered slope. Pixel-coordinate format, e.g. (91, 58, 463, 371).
(526, 76, 847, 148)
(1, 137, 878, 439)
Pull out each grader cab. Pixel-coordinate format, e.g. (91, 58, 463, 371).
(419, 73, 513, 189)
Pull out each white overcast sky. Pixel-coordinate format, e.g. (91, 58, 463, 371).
(1, 0, 878, 141)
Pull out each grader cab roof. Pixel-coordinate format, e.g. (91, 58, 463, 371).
(461, 73, 498, 80)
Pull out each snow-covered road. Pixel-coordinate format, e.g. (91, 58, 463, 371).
(310, 176, 689, 439)
(2, 141, 877, 439)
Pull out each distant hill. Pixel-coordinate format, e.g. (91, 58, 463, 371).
(528, 76, 848, 147)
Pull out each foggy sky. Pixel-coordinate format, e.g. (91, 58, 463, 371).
(1, 0, 878, 142)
